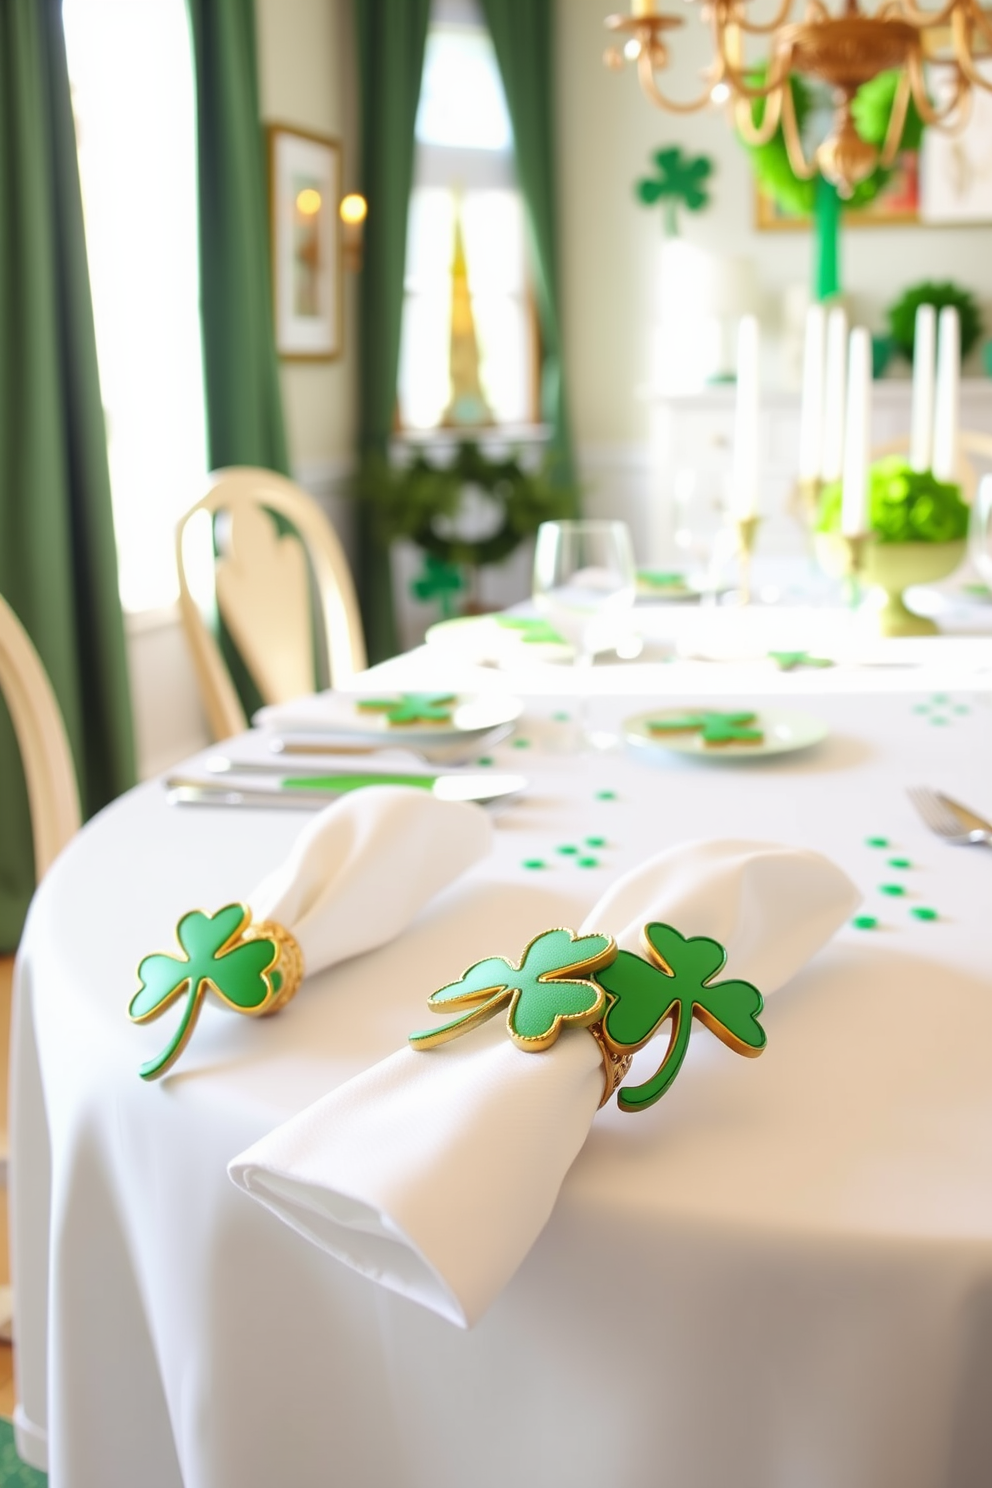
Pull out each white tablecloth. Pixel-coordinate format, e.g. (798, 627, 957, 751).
(11, 659, 992, 1487)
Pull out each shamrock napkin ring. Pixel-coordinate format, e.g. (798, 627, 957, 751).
(130, 904, 305, 1082)
(409, 922, 767, 1112)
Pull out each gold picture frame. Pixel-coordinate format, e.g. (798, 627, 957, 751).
(267, 124, 343, 361)
(756, 150, 921, 231)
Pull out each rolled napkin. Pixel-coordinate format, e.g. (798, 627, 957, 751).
(229, 840, 859, 1326)
(130, 786, 491, 1080)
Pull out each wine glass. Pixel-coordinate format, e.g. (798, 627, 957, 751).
(970, 475, 992, 593)
(532, 520, 636, 746)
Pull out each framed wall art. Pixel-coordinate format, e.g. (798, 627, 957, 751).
(268, 124, 342, 360)
(756, 150, 920, 231)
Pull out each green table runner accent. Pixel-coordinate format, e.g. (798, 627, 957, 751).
(357, 693, 456, 725)
(648, 711, 764, 746)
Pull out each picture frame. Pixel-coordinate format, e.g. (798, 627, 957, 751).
(267, 124, 342, 361)
(755, 150, 920, 231)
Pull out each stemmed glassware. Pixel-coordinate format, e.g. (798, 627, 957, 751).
(970, 475, 992, 593)
(532, 519, 636, 747)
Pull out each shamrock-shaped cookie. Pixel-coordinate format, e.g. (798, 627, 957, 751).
(648, 710, 763, 746)
(357, 692, 456, 726)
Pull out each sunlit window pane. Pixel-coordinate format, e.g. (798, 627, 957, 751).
(63, 0, 207, 613)
(415, 24, 512, 151)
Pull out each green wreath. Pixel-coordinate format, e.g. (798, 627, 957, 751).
(359, 441, 574, 570)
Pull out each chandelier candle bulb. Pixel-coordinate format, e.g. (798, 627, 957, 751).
(631, 0, 657, 13)
(732, 314, 760, 520)
(821, 305, 848, 483)
(799, 304, 826, 483)
(909, 303, 936, 474)
(933, 306, 960, 483)
(841, 328, 872, 538)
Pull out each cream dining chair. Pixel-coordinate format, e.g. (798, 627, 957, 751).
(0, 589, 82, 1344)
(176, 467, 367, 741)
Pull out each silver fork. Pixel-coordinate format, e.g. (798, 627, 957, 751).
(907, 787, 992, 846)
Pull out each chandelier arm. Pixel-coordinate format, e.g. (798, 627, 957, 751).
(952, 7, 992, 87)
(728, 0, 797, 37)
(883, 0, 957, 27)
(734, 84, 784, 146)
(967, 4, 992, 49)
(717, 44, 793, 101)
(878, 66, 912, 167)
(634, 47, 717, 112)
(907, 46, 971, 125)
(781, 77, 819, 180)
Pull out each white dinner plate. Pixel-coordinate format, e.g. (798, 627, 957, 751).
(623, 706, 828, 760)
(255, 689, 523, 743)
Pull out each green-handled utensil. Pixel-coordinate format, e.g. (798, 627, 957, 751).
(165, 771, 527, 809)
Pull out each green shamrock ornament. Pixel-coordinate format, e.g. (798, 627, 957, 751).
(594, 923, 765, 1112)
(357, 692, 457, 726)
(409, 928, 617, 1052)
(636, 146, 713, 236)
(130, 904, 280, 1081)
(411, 553, 465, 619)
(647, 711, 764, 746)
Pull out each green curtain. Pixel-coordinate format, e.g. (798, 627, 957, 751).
(187, 0, 289, 475)
(0, 0, 135, 951)
(354, 0, 432, 663)
(479, 0, 577, 501)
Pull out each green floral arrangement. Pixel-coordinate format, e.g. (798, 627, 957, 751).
(817, 456, 969, 543)
(358, 441, 573, 570)
(886, 280, 983, 362)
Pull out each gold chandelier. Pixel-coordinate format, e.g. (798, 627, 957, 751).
(604, 0, 992, 198)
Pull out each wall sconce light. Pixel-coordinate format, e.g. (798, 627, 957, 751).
(339, 193, 367, 272)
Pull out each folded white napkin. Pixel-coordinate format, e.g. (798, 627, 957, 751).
(247, 785, 491, 971)
(229, 840, 859, 1327)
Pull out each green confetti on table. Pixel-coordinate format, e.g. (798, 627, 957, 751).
(866, 836, 889, 848)
(911, 906, 938, 921)
(557, 845, 579, 855)
(852, 915, 878, 930)
(522, 858, 546, 870)
(596, 789, 617, 800)
(888, 857, 911, 869)
(954, 705, 970, 714)
(552, 711, 571, 722)
(930, 716, 949, 726)
(912, 704, 930, 714)
(880, 883, 906, 896)
(477, 756, 493, 767)
(577, 857, 600, 868)
(932, 693, 949, 703)
(585, 835, 606, 848)
(512, 737, 531, 749)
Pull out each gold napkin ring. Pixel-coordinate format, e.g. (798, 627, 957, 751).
(587, 1022, 634, 1108)
(249, 920, 305, 1014)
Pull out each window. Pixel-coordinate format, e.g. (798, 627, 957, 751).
(63, 0, 208, 614)
(397, 1, 536, 432)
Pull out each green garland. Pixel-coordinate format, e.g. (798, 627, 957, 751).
(817, 457, 969, 543)
(358, 442, 573, 570)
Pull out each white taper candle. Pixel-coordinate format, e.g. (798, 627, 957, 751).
(932, 305, 960, 483)
(821, 305, 848, 483)
(841, 327, 872, 537)
(733, 314, 760, 518)
(798, 304, 826, 483)
(909, 303, 936, 473)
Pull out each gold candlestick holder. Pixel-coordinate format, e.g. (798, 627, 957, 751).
(733, 515, 761, 605)
(826, 530, 872, 607)
(793, 476, 823, 546)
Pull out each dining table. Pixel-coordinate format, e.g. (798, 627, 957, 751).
(9, 596, 992, 1488)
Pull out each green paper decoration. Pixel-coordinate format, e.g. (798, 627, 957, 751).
(595, 923, 765, 1112)
(409, 928, 615, 1051)
(817, 457, 969, 544)
(768, 651, 833, 671)
(411, 552, 465, 618)
(357, 692, 456, 725)
(648, 710, 763, 745)
(131, 905, 278, 1081)
(636, 146, 713, 236)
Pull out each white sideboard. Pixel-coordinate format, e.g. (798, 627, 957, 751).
(644, 379, 992, 563)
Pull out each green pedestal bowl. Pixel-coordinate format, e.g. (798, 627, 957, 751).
(817, 536, 966, 637)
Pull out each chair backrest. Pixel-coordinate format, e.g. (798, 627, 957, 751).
(0, 592, 81, 878)
(871, 430, 992, 504)
(176, 467, 367, 741)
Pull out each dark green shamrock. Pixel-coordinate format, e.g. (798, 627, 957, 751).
(130, 904, 279, 1081)
(411, 553, 465, 619)
(647, 710, 763, 746)
(636, 146, 713, 236)
(357, 692, 457, 725)
(768, 651, 833, 671)
(409, 928, 616, 1052)
(595, 923, 765, 1112)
